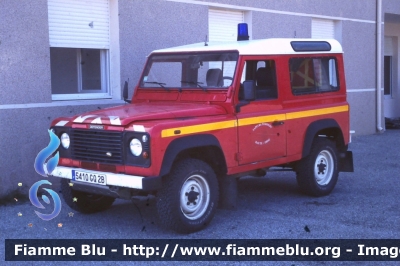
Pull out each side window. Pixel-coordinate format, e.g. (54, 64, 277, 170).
(239, 60, 278, 100)
(289, 57, 339, 95)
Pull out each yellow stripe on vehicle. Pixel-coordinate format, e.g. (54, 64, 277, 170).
(286, 105, 348, 120)
(238, 114, 286, 127)
(161, 105, 348, 138)
(161, 120, 237, 138)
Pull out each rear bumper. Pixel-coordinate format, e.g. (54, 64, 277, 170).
(50, 166, 162, 191)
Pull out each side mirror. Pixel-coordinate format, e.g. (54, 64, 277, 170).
(123, 81, 130, 103)
(243, 80, 255, 101)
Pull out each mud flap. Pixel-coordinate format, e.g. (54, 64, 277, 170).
(218, 176, 237, 210)
(339, 151, 354, 172)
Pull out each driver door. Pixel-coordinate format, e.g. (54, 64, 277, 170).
(236, 59, 286, 165)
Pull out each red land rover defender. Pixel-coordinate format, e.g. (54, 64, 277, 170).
(50, 24, 353, 233)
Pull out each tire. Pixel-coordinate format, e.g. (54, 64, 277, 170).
(296, 138, 339, 197)
(156, 159, 219, 233)
(60, 179, 115, 213)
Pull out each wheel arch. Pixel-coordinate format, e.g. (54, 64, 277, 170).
(159, 134, 227, 177)
(302, 119, 346, 158)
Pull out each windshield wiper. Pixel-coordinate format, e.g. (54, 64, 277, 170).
(144, 81, 169, 91)
(181, 81, 206, 91)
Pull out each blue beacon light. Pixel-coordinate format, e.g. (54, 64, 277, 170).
(237, 23, 249, 41)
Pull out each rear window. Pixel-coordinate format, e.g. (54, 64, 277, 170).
(289, 57, 339, 95)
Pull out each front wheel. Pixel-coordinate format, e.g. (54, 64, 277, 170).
(156, 159, 219, 233)
(296, 138, 339, 197)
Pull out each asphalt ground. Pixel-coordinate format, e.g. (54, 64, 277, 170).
(1, 130, 400, 265)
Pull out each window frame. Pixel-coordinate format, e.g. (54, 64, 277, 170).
(139, 51, 239, 90)
(384, 55, 393, 97)
(51, 48, 111, 101)
(238, 59, 278, 101)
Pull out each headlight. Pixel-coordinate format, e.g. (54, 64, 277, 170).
(61, 133, 70, 149)
(130, 138, 142, 156)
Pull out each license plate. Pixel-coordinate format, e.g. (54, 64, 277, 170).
(72, 170, 107, 186)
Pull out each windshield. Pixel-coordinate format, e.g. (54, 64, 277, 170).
(140, 52, 239, 90)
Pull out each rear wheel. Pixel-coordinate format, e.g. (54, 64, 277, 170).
(60, 179, 115, 213)
(156, 159, 219, 233)
(296, 138, 339, 197)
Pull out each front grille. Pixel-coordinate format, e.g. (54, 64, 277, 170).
(71, 129, 123, 164)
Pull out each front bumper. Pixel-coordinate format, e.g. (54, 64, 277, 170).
(50, 166, 162, 191)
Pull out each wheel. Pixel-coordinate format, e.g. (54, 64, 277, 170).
(296, 138, 339, 197)
(156, 159, 219, 233)
(60, 179, 115, 213)
(223, 76, 233, 81)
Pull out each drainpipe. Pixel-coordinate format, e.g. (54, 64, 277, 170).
(376, 0, 384, 132)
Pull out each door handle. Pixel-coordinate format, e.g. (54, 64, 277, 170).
(272, 121, 285, 126)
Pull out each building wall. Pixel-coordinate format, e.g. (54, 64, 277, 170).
(0, 0, 399, 199)
(252, 12, 311, 39)
(342, 21, 378, 135)
(0, 0, 51, 105)
(383, 0, 400, 13)
(0, 0, 50, 199)
(0, 0, 123, 199)
(196, 0, 376, 21)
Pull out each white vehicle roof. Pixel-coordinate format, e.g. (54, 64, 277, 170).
(151, 38, 343, 55)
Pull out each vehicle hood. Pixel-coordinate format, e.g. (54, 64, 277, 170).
(69, 102, 227, 126)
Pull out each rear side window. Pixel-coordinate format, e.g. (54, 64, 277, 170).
(289, 57, 339, 95)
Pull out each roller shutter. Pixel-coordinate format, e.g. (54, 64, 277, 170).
(209, 9, 244, 41)
(312, 18, 335, 39)
(48, 0, 110, 49)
